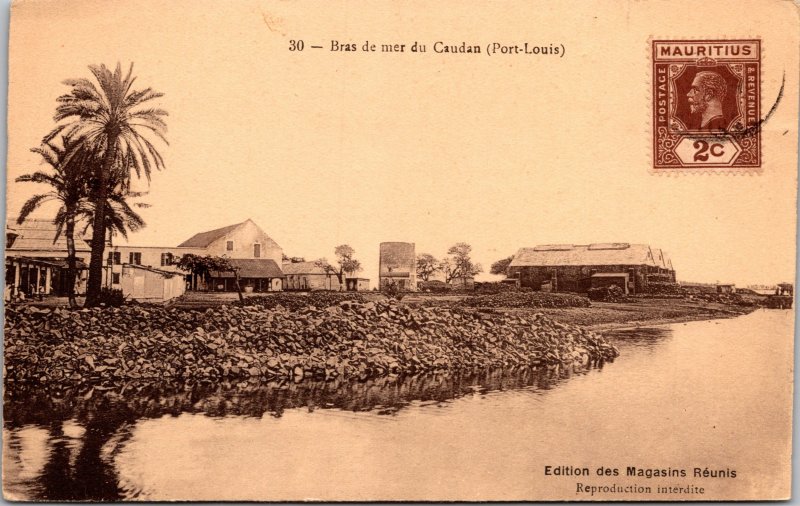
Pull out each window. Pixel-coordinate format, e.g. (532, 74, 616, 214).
(129, 252, 142, 265)
(161, 252, 174, 266)
(112, 273, 121, 284)
(254, 243, 261, 258)
(226, 241, 234, 251)
(107, 251, 121, 265)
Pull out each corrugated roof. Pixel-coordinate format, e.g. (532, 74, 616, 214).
(6, 219, 91, 253)
(6, 255, 88, 269)
(177, 221, 247, 248)
(652, 248, 668, 269)
(211, 259, 284, 278)
(123, 264, 182, 278)
(510, 243, 666, 268)
(281, 261, 330, 275)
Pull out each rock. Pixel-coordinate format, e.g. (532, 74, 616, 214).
(3, 294, 618, 390)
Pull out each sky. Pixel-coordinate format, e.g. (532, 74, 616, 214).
(4, 0, 799, 286)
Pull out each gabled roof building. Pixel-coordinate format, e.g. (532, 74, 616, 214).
(282, 260, 343, 291)
(507, 243, 676, 294)
(107, 219, 285, 293)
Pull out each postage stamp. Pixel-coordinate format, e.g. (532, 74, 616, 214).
(652, 39, 761, 170)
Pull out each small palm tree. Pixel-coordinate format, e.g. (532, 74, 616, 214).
(48, 63, 168, 307)
(16, 137, 90, 308)
(77, 187, 149, 244)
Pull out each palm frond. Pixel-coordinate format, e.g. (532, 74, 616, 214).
(16, 170, 61, 186)
(17, 194, 54, 224)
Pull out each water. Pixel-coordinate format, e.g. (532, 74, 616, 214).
(3, 310, 793, 500)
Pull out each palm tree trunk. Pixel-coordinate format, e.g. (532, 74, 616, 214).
(85, 136, 118, 308)
(65, 213, 78, 309)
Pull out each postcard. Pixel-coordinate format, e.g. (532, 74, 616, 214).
(3, 0, 798, 501)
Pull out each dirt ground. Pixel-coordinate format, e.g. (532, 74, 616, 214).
(23, 291, 760, 331)
(530, 299, 757, 330)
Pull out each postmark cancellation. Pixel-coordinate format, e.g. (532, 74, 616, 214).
(652, 40, 760, 170)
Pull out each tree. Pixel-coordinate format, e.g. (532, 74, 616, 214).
(490, 255, 515, 276)
(416, 253, 440, 281)
(176, 254, 244, 302)
(313, 258, 337, 290)
(336, 245, 362, 278)
(77, 170, 149, 244)
(316, 245, 361, 290)
(446, 242, 483, 287)
(438, 258, 458, 284)
(49, 63, 168, 307)
(16, 136, 91, 308)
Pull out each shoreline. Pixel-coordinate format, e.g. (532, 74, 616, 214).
(584, 310, 755, 332)
(522, 298, 760, 333)
(4, 292, 771, 394)
(3, 296, 619, 392)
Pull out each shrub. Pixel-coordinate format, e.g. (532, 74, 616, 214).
(97, 287, 125, 307)
(382, 280, 406, 301)
(587, 285, 626, 302)
(237, 292, 366, 310)
(473, 282, 516, 294)
(418, 280, 451, 293)
(459, 291, 590, 309)
(645, 281, 686, 296)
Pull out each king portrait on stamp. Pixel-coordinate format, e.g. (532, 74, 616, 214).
(686, 70, 728, 131)
(652, 40, 761, 169)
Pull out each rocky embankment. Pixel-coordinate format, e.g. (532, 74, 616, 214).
(4, 297, 619, 389)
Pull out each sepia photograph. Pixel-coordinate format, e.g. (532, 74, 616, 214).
(2, 0, 798, 501)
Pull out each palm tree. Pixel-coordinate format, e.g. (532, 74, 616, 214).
(77, 187, 149, 245)
(47, 63, 168, 307)
(16, 137, 90, 308)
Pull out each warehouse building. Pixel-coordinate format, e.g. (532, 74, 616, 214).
(507, 243, 675, 294)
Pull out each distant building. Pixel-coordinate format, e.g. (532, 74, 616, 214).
(507, 243, 676, 294)
(716, 284, 736, 294)
(282, 260, 342, 291)
(177, 219, 282, 263)
(448, 277, 475, 290)
(108, 219, 285, 293)
(5, 219, 91, 296)
(174, 219, 284, 292)
(208, 258, 284, 292)
(379, 242, 416, 291)
(121, 264, 186, 302)
(346, 277, 370, 291)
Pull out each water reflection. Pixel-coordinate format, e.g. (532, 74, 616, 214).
(605, 326, 673, 351)
(4, 361, 608, 501)
(7, 310, 789, 501)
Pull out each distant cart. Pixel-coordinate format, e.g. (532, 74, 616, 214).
(766, 295, 793, 309)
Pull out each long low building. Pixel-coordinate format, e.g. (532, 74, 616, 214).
(282, 260, 343, 291)
(507, 243, 675, 294)
(5, 219, 91, 297)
